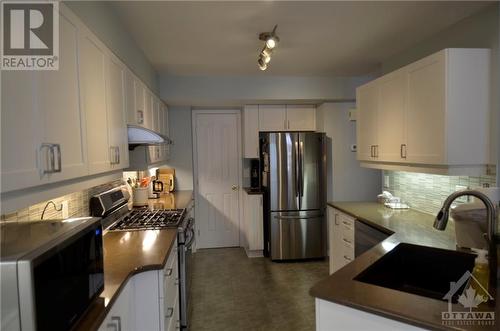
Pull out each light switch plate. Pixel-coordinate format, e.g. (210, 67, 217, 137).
(384, 175, 390, 188)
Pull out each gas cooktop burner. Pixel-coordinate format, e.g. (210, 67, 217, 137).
(108, 208, 185, 231)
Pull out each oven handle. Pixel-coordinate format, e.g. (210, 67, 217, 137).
(185, 227, 195, 249)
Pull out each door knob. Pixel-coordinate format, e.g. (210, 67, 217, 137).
(231, 185, 239, 191)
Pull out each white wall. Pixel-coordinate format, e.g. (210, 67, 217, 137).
(317, 103, 381, 202)
(160, 74, 373, 106)
(163, 107, 194, 190)
(65, 1, 159, 92)
(381, 4, 499, 172)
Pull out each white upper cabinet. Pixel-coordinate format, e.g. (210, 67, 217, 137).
(286, 105, 316, 131)
(405, 51, 446, 165)
(106, 54, 130, 169)
(356, 48, 490, 175)
(258, 105, 286, 131)
(1, 71, 41, 193)
(242, 105, 259, 158)
(79, 28, 112, 175)
(356, 82, 379, 162)
(257, 104, 317, 132)
(377, 70, 407, 163)
(124, 69, 138, 127)
(134, 79, 147, 128)
(1, 9, 88, 193)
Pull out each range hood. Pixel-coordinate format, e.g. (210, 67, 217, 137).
(127, 125, 169, 148)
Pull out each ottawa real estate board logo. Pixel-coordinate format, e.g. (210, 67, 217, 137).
(1, 1, 59, 70)
(442, 270, 495, 327)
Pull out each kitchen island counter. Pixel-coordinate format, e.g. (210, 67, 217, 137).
(73, 190, 193, 331)
(310, 201, 499, 331)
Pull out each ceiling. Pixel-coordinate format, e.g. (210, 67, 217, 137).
(111, 1, 492, 76)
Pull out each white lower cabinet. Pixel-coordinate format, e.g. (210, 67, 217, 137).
(242, 192, 264, 257)
(98, 242, 179, 331)
(316, 299, 425, 331)
(328, 206, 355, 274)
(98, 280, 135, 331)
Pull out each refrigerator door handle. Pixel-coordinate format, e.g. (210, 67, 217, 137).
(299, 140, 304, 197)
(274, 215, 322, 220)
(294, 140, 300, 198)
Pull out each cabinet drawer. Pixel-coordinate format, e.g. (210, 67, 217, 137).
(166, 294, 180, 331)
(160, 243, 178, 298)
(341, 223, 354, 243)
(342, 240, 355, 261)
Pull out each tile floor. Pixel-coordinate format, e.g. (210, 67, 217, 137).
(189, 248, 329, 331)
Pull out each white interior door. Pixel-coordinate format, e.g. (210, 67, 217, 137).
(194, 112, 241, 248)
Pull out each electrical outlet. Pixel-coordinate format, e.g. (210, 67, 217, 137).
(61, 201, 69, 219)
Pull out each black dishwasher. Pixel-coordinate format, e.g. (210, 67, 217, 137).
(355, 220, 391, 257)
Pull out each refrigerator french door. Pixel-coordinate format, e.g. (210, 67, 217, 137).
(262, 132, 326, 260)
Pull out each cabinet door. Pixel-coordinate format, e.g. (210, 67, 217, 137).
(377, 71, 407, 163)
(124, 70, 138, 126)
(243, 105, 259, 158)
(163, 104, 170, 161)
(144, 90, 153, 130)
(356, 82, 378, 161)
(152, 96, 160, 133)
(134, 79, 147, 127)
(406, 52, 446, 164)
(258, 105, 286, 131)
(98, 280, 135, 331)
(286, 105, 316, 131)
(329, 208, 344, 274)
(106, 54, 129, 169)
(80, 30, 111, 174)
(248, 194, 264, 251)
(38, 11, 87, 182)
(1, 71, 44, 192)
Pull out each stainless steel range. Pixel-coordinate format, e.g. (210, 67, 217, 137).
(90, 186, 195, 330)
(108, 208, 185, 231)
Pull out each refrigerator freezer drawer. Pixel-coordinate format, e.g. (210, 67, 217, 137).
(270, 210, 326, 260)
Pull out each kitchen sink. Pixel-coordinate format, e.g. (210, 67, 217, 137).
(354, 243, 475, 302)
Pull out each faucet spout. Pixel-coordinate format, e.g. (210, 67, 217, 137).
(434, 189, 499, 295)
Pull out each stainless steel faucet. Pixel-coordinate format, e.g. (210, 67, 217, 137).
(434, 189, 499, 291)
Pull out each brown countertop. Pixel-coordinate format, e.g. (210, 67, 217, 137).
(243, 187, 264, 195)
(310, 201, 499, 331)
(73, 191, 193, 331)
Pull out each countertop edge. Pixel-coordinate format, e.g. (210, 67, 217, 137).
(327, 202, 396, 235)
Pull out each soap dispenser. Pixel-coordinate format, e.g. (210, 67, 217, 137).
(470, 248, 490, 299)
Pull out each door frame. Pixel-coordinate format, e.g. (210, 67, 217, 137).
(191, 108, 244, 248)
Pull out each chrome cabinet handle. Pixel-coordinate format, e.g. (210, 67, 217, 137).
(110, 146, 115, 165)
(116, 146, 120, 164)
(334, 214, 339, 225)
(166, 307, 174, 318)
(231, 185, 239, 191)
(375, 145, 379, 158)
(111, 316, 121, 331)
(274, 215, 321, 220)
(287, 120, 290, 129)
(40, 143, 52, 174)
(370, 145, 374, 157)
(342, 221, 352, 227)
(137, 110, 144, 124)
(164, 268, 173, 277)
(106, 323, 118, 331)
(400, 144, 407, 159)
(53, 144, 62, 172)
(342, 238, 352, 244)
(344, 255, 352, 261)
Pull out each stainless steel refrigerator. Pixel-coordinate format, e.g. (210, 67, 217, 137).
(260, 132, 326, 260)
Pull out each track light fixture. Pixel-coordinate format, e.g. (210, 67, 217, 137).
(258, 25, 279, 71)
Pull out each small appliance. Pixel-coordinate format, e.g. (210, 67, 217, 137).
(0, 217, 103, 331)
